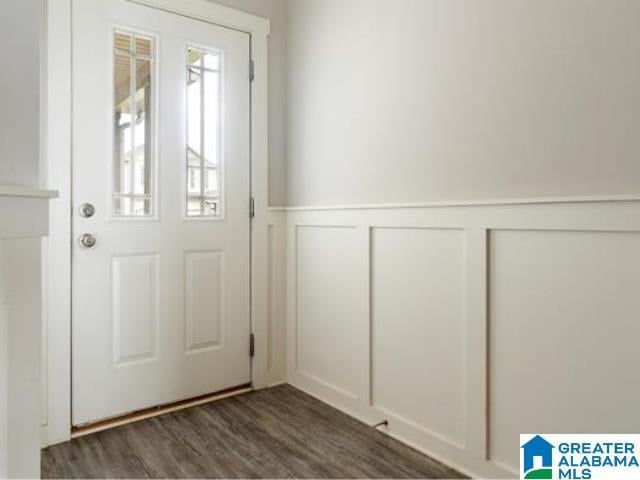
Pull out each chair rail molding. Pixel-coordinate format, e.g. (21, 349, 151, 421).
(281, 194, 640, 479)
(0, 186, 57, 478)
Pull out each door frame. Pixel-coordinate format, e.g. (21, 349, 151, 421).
(44, 0, 271, 446)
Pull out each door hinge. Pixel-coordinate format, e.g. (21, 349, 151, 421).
(249, 59, 255, 82)
(249, 333, 255, 358)
(249, 197, 255, 219)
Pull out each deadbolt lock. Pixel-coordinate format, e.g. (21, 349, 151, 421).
(79, 203, 96, 218)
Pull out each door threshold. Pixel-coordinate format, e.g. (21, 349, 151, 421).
(71, 384, 253, 438)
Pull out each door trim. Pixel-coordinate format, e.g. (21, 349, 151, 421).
(44, 0, 271, 446)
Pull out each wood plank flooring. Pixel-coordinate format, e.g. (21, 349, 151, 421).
(42, 384, 466, 479)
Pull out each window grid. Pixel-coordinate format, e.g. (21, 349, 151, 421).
(113, 30, 155, 217)
(186, 46, 222, 218)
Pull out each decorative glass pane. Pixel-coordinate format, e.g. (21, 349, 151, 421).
(114, 51, 131, 198)
(187, 48, 203, 69)
(134, 58, 151, 197)
(114, 31, 131, 52)
(187, 68, 201, 157)
(204, 168, 218, 197)
(203, 53, 220, 70)
(186, 46, 222, 218)
(203, 70, 220, 169)
(135, 37, 152, 57)
(113, 30, 155, 217)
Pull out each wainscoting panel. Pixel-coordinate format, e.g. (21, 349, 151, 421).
(266, 211, 287, 386)
(0, 238, 44, 477)
(0, 301, 7, 479)
(489, 229, 640, 472)
(371, 227, 466, 450)
(293, 225, 363, 401)
(281, 197, 640, 479)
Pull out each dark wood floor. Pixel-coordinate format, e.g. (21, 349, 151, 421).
(42, 384, 465, 479)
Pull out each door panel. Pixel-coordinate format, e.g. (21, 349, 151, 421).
(184, 251, 223, 353)
(72, 0, 251, 425)
(112, 254, 158, 365)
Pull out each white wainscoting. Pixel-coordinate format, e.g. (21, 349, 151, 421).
(0, 187, 55, 476)
(266, 211, 288, 386)
(279, 197, 640, 478)
(0, 238, 46, 478)
(0, 301, 7, 479)
(372, 227, 466, 451)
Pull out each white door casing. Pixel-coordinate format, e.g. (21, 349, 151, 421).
(72, 0, 251, 425)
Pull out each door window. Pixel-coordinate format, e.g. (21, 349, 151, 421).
(186, 46, 222, 217)
(113, 30, 155, 217)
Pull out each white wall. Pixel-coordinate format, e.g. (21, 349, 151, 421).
(0, 0, 45, 187)
(287, 0, 640, 206)
(207, 0, 288, 206)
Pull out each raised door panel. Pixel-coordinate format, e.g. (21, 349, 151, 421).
(112, 254, 159, 365)
(185, 251, 223, 353)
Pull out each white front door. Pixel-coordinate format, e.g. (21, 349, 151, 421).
(71, 0, 252, 425)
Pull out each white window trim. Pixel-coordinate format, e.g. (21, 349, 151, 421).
(44, 0, 270, 446)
